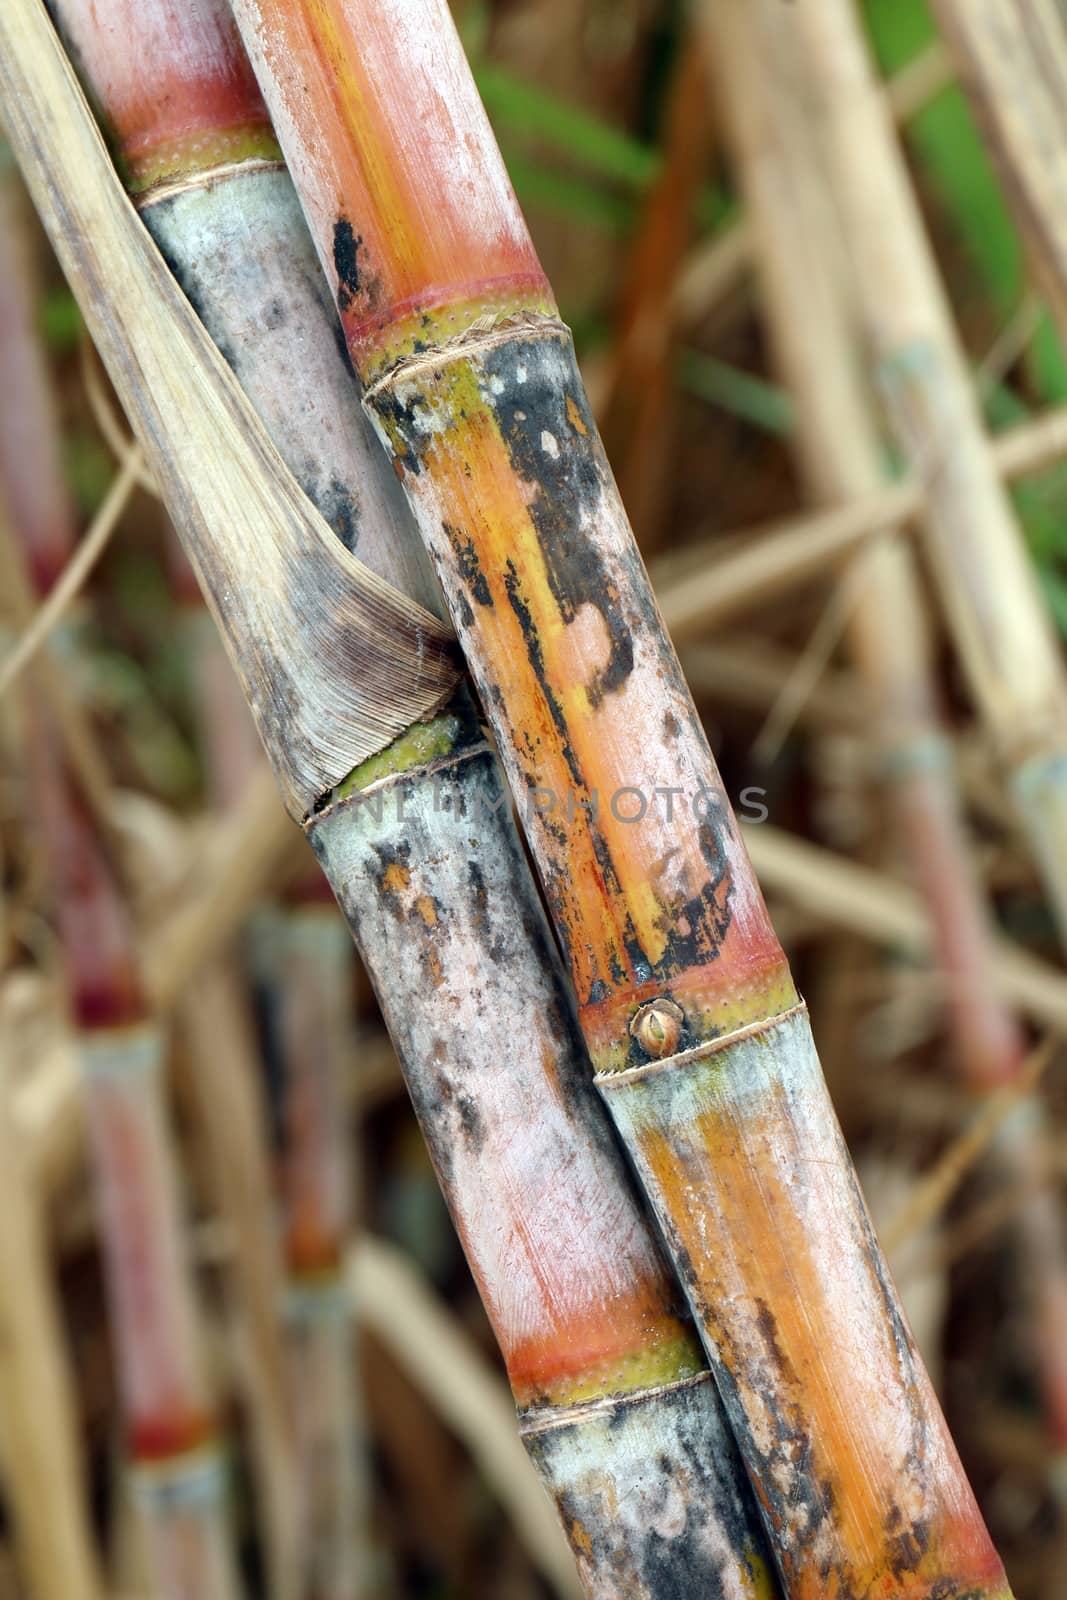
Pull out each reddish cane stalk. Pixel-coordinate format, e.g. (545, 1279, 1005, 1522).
(231, 1, 1013, 1592)
(0, 172, 78, 595)
(0, 186, 102, 1595)
(28, 724, 242, 1600)
(155, 526, 306, 1600)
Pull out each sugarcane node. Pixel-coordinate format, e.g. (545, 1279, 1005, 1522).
(629, 998, 685, 1059)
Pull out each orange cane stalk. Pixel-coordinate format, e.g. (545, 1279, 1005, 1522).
(231, 1, 1013, 1592)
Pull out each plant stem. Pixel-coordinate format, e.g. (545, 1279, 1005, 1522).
(0, 171, 79, 594)
(29, 723, 242, 1600)
(259, 891, 369, 1600)
(14, 2, 784, 1590)
(230, 1, 1012, 1592)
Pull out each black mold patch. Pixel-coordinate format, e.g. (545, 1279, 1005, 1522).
(332, 216, 383, 317)
(444, 523, 493, 606)
(526, 1379, 772, 1597)
(317, 477, 362, 554)
(485, 340, 635, 709)
(333, 218, 362, 312)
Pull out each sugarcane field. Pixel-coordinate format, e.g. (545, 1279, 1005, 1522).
(5, 0, 1067, 1595)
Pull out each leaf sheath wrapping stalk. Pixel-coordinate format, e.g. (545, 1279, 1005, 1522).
(139, 171, 443, 614)
(0, 0, 459, 820)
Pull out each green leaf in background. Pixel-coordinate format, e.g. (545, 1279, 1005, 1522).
(679, 350, 795, 437)
(474, 61, 729, 232)
(495, 143, 638, 234)
(39, 287, 81, 351)
(475, 61, 662, 191)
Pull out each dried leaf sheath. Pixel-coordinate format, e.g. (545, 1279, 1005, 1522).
(231, 0, 1012, 1591)
(14, 1, 784, 1589)
(0, 0, 459, 823)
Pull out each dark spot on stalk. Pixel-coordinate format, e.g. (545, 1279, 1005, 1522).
(887, 1520, 931, 1578)
(466, 860, 492, 941)
(454, 591, 475, 629)
(263, 297, 286, 331)
(486, 337, 635, 708)
(370, 386, 425, 474)
(454, 1091, 483, 1142)
(503, 560, 580, 786)
(317, 478, 361, 554)
(333, 218, 362, 311)
(444, 523, 493, 606)
(664, 710, 680, 741)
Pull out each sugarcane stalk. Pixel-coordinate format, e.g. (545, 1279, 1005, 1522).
(4, 103, 294, 1594)
(3, 5, 783, 1592)
(162, 538, 308, 1600)
(0, 170, 79, 596)
(775, 0, 1067, 958)
(172, 963, 302, 1600)
(26, 720, 243, 1600)
(172, 558, 360, 1598)
(256, 884, 368, 1600)
(705, 0, 1067, 1453)
(229, 2, 1013, 1592)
